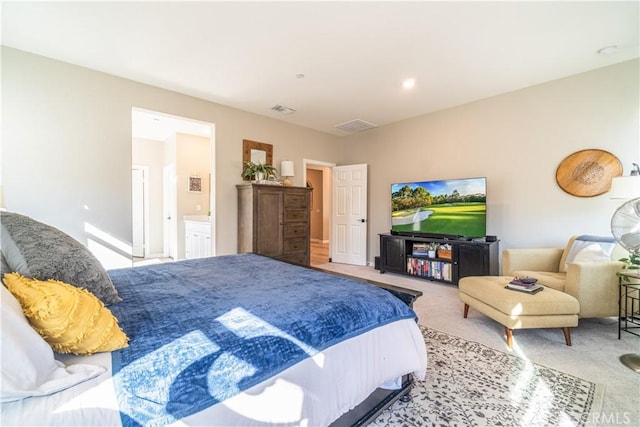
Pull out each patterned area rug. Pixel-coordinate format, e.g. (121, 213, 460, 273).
(372, 326, 604, 427)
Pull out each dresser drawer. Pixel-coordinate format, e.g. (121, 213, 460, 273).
(284, 209, 308, 223)
(279, 253, 309, 266)
(284, 238, 307, 254)
(284, 224, 307, 239)
(284, 192, 308, 208)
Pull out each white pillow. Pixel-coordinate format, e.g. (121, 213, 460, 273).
(572, 244, 612, 263)
(564, 237, 616, 270)
(1, 284, 106, 403)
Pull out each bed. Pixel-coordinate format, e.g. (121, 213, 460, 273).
(1, 222, 427, 427)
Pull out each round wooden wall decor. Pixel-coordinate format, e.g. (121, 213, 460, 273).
(555, 149, 622, 197)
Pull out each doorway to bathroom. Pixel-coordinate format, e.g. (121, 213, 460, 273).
(131, 108, 215, 265)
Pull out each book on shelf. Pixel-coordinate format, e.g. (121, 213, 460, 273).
(411, 243, 430, 256)
(505, 283, 544, 294)
(427, 260, 451, 281)
(407, 256, 452, 282)
(407, 257, 430, 277)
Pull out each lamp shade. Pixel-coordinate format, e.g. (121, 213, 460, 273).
(610, 176, 640, 199)
(280, 161, 294, 177)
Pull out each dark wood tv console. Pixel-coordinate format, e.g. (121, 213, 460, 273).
(379, 233, 499, 285)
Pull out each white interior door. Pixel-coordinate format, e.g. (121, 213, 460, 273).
(132, 168, 145, 257)
(163, 164, 178, 260)
(331, 164, 368, 266)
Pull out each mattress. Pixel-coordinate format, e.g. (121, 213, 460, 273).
(0, 318, 426, 426)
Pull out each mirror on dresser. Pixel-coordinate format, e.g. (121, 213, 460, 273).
(242, 140, 273, 180)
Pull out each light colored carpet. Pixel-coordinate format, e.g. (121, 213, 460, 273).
(316, 262, 640, 427)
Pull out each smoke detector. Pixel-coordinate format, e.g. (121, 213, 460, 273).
(269, 104, 296, 114)
(334, 119, 377, 133)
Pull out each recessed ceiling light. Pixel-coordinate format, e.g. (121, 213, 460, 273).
(296, 73, 305, 79)
(597, 45, 619, 55)
(402, 78, 416, 89)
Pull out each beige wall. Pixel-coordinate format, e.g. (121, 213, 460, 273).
(342, 59, 639, 263)
(2, 47, 638, 268)
(1, 47, 344, 267)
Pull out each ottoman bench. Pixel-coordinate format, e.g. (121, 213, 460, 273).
(458, 276, 580, 348)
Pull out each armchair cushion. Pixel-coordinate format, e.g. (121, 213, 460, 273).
(502, 248, 564, 275)
(502, 236, 624, 318)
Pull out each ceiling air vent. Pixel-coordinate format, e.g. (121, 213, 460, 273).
(334, 119, 377, 133)
(269, 104, 295, 114)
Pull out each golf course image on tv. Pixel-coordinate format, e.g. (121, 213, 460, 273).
(390, 177, 487, 238)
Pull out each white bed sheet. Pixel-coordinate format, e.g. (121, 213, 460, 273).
(1, 318, 426, 426)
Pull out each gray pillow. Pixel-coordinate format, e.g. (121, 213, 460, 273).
(0, 251, 10, 275)
(0, 211, 121, 304)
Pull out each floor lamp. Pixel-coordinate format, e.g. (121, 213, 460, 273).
(610, 164, 640, 373)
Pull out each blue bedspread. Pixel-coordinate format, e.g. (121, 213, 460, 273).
(108, 254, 416, 426)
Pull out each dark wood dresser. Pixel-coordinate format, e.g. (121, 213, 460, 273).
(237, 183, 312, 266)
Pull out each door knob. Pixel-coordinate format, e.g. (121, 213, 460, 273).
(360, 219, 366, 223)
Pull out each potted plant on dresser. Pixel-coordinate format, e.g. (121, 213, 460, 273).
(241, 161, 277, 182)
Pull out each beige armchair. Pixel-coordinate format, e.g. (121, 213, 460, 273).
(502, 236, 625, 318)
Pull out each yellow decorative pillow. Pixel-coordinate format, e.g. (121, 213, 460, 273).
(2, 273, 128, 355)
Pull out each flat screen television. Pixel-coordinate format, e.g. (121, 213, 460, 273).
(390, 177, 487, 239)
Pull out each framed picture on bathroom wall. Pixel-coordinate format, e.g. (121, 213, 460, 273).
(188, 176, 202, 193)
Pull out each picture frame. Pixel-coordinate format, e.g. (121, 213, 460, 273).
(188, 176, 202, 193)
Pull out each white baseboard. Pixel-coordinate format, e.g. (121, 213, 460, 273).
(146, 252, 165, 259)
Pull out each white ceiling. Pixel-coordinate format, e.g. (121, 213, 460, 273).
(2, 1, 638, 137)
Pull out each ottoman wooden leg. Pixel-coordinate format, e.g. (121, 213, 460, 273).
(562, 327, 572, 346)
(463, 303, 469, 318)
(505, 327, 513, 349)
